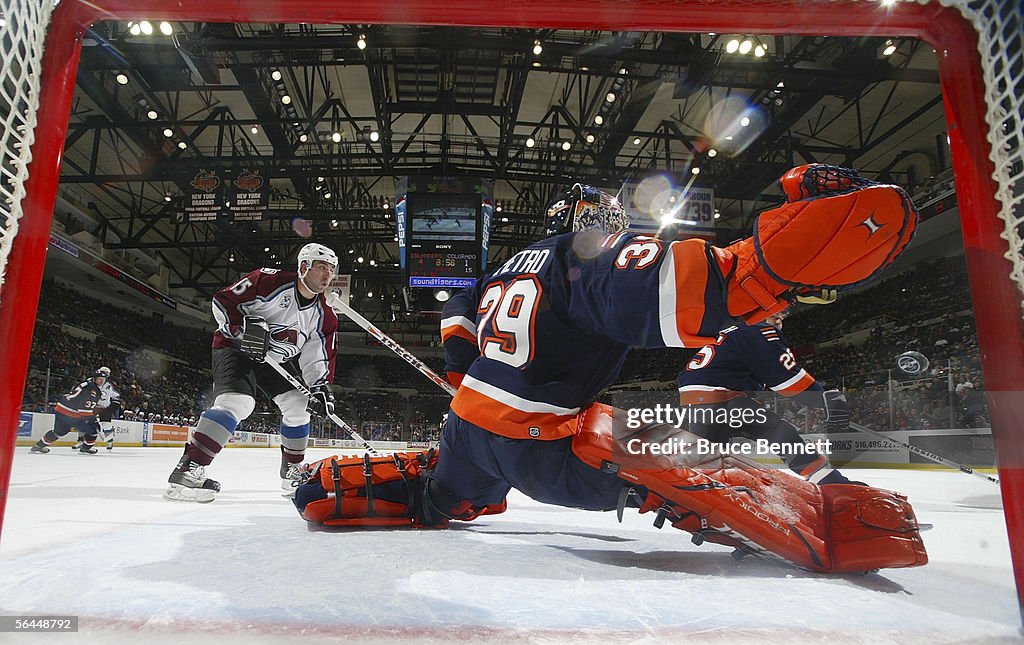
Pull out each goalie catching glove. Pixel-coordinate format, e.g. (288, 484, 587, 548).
(306, 382, 335, 419)
(240, 315, 271, 362)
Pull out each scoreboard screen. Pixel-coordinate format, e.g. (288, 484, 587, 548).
(407, 193, 481, 288)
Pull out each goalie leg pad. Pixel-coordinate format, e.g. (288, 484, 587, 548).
(572, 403, 928, 572)
(294, 450, 505, 528)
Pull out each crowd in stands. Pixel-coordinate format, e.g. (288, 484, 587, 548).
(22, 251, 991, 440)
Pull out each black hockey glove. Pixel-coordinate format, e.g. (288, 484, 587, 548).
(240, 315, 271, 362)
(823, 389, 851, 432)
(307, 383, 336, 420)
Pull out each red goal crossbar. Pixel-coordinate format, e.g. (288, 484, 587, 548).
(0, 0, 1021, 622)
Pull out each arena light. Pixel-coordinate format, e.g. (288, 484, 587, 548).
(367, 291, 373, 298)
(726, 38, 739, 53)
(139, 21, 153, 35)
(147, 110, 158, 120)
(532, 40, 543, 56)
(250, 125, 258, 134)
(691, 166, 701, 175)
(177, 141, 187, 149)
(332, 132, 342, 143)
(739, 39, 752, 54)
(585, 133, 595, 143)
(281, 95, 291, 105)
(369, 130, 380, 142)
(164, 194, 171, 202)
(525, 137, 535, 148)
(357, 34, 367, 50)
(714, 210, 721, 219)
(357, 256, 364, 263)
(707, 148, 718, 157)
(605, 92, 616, 103)
(299, 134, 308, 142)
(740, 116, 751, 127)
(754, 45, 766, 57)
(271, 69, 282, 81)
(162, 128, 173, 137)
(115, 72, 129, 85)
(323, 192, 332, 199)
(561, 140, 571, 151)
(159, 21, 173, 36)
(434, 289, 451, 302)
(633, 137, 641, 145)
(594, 115, 604, 125)
(883, 40, 897, 56)
(128, 21, 141, 36)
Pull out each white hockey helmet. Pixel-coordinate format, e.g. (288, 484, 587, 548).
(95, 366, 111, 378)
(297, 243, 338, 275)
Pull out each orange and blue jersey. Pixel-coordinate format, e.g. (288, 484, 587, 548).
(54, 379, 105, 419)
(441, 231, 739, 440)
(676, 322, 822, 405)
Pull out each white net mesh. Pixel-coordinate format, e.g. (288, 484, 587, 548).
(937, 0, 1024, 312)
(0, 2, 1019, 309)
(0, 0, 53, 302)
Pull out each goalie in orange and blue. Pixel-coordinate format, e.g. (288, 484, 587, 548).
(293, 166, 927, 573)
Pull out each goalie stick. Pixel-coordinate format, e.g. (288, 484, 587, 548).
(262, 358, 381, 457)
(325, 291, 457, 397)
(850, 421, 999, 484)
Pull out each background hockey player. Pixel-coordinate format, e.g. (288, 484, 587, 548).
(164, 242, 340, 503)
(293, 166, 927, 573)
(677, 309, 860, 485)
(74, 377, 120, 451)
(30, 367, 110, 454)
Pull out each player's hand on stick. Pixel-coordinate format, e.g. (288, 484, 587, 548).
(241, 315, 271, 361)
(307, 382, 336, 419)
(823, 389, 851, 432)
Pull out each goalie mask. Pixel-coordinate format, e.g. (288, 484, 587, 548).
(544, 184, 629, 237)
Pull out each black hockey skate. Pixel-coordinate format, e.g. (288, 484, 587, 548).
(30, 443, 49, 454)
(78, 444, 98, 454)
(163, 452, 221, 503)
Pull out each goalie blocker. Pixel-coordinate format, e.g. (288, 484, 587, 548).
(295, 404, 927, 573)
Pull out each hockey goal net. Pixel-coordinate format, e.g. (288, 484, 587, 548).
(0, 0, 1021, 621)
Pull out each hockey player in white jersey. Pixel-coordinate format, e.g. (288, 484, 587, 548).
(163, 243, 341, 503)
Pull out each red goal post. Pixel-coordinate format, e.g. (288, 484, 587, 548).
(0, 0, 1021, 620)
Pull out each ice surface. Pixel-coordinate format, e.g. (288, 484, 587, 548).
(0, 447, 1020, 643)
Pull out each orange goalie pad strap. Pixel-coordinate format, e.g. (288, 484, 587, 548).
(571, 403, 928, 573)
(301, 451, 444, 527)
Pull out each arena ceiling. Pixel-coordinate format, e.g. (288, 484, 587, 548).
(55, 21, 947, 314)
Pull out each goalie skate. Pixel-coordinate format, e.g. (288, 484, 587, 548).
(163, 453, 221, 503)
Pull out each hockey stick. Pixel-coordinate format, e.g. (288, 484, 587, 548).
(850, 421, 999, 484)
(325, 291, 457, 397)
(262, 358, 381, 456)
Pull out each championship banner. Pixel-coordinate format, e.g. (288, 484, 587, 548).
(181, 170, 223, 222)
(621, 180, 716, 239)
(330, 274, 351, 303)
(228, 169, 269, 221)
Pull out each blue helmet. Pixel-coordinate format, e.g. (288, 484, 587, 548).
(544, 183, 629, 237)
